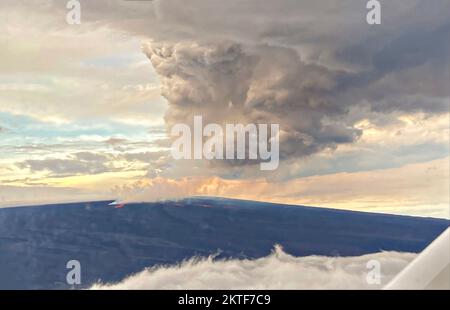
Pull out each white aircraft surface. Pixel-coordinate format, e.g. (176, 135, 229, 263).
(385, 228, 450, 289)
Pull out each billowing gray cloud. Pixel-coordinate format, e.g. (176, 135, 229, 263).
(135, 0, 449, 171)
(144, 42, 363, 162)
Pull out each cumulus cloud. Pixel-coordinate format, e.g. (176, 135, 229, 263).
(144, 41, 364, 166)
(139, 1, 450, 177)
(91, 246, 416, 289)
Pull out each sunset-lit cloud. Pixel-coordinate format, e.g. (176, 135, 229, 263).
(106, 157, 448, 218)
(0, 0, 449, 219)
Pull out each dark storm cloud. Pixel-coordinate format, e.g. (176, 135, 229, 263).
(138, 0, 448, 167)
(373, 24, 450, 75)
(334, 23, 450, 99)
(147, 33, 448, 163)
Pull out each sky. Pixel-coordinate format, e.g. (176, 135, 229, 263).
(0, 0, 449, 218)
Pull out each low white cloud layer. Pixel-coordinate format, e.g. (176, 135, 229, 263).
(91, 246, 416, 290)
